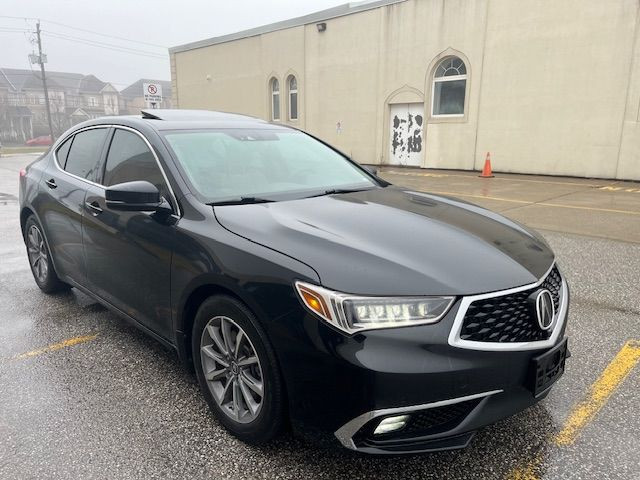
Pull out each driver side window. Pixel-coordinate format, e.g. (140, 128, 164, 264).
(103, 129, 168, 199)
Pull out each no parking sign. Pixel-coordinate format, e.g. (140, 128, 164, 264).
(143, 83, 163, 104)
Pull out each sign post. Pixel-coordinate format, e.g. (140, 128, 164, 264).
(143, 83, 163, 109)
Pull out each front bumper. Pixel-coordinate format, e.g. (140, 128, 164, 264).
(335, 384, 552, 454)
(335, 389, 502, 453)
(268, 275, 569, 454)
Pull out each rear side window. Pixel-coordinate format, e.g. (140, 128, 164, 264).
(64, 128, 108, 181)
(103, 129, 167, 197)
(55, 136, 73, 167)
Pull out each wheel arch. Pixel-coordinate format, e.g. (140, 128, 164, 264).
(176, 278, 291, 428)
(20, 206, 35, 239)
(20, 206, 61, 273)
(175, 278, 271, 368)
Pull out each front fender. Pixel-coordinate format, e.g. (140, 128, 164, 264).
(170, 216, 319, 363)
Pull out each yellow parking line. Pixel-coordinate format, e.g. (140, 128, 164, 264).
(14, 334, 98, 359)
(383, 170, 606, 188)
(554, 340, 640, 446)
(507, 340, 640, 479)
(540, 202, 640, 216)
(428, 190, 533, 205)
(598, 186, 640, 193)
(509, 458, 543, 480)
(426, 190, 640, 216)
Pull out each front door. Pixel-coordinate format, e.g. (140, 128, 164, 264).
(389, 103, 424, 167)
(82, 127, 176, 340)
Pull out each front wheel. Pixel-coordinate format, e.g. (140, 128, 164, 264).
(192, 295, 285, 444)
(24, 215, 69, 294)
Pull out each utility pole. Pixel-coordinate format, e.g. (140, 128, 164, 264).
(35, 21, 55, 141)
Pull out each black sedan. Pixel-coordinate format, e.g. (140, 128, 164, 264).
(18, 110, 569, 454)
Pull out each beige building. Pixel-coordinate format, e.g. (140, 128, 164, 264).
(169, 0, 640, 180)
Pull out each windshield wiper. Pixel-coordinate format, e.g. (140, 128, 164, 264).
(207, 197, 275, 206)
(304, 187, 374, 199)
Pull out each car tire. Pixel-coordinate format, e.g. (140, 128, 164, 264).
(24, 215, 69, 294)
(192, 295, 285, 444)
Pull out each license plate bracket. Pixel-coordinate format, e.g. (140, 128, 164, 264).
(529, 337, 568, 397)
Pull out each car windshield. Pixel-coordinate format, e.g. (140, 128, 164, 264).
(162, 129, 377, 203)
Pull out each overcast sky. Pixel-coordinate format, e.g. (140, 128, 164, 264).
(0, 0, 346, 91)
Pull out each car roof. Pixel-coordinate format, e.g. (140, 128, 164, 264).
(79, 109, 291, 132)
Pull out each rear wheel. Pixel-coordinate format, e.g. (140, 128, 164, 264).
(24, 215, 69, 294)
(192, 295, 284, 444)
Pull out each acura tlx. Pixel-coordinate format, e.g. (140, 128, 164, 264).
(19, 109, 569, 454)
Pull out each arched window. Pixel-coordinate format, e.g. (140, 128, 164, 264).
(270, 78, 280, 121)
(432, 56, 467, 117)
(287, 75, 298, 121)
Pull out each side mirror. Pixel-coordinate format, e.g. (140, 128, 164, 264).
(105, 181, 163, 212)
(363, 165, 378, 176)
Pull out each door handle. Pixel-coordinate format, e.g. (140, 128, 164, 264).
(45, 178, 57, 189)
(85, 201, 103, 216)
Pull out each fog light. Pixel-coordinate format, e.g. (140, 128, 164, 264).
(373, 415, 409, 435)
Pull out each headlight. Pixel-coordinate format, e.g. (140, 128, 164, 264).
(295, 281, 454, 334)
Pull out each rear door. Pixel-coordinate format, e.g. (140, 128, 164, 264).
(37, 127, 110, 285)
(82, 127, 177, 340)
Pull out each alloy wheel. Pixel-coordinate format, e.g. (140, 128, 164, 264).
(27, 225, 48, 283)
(200, 315, 264, 423)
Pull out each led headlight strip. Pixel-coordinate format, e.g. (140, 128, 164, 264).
(295, 281, 454, 334)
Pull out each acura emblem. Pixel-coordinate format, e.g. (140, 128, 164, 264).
(530, 289, 555, 331)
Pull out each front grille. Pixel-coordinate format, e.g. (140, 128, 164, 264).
(460, 266, 562, 343)
(542, 266, 562, 312)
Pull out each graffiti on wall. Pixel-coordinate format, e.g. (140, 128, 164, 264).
(389, 103, 424, 166)
(391, 113, 423, 155)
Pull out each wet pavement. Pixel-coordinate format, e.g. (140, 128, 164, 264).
(1, 156, 639, 479)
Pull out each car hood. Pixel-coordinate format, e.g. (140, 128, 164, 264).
(214, 187, 554, 296)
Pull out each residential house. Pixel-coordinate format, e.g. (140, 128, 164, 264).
(0, 68, 120, 142)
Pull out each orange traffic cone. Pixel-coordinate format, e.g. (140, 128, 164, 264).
(479, 152, 494, 178)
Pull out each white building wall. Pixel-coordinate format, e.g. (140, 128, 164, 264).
(304, 8, 382, 162)
(617, 7, 640, 180)
(475, 0, 639, 178)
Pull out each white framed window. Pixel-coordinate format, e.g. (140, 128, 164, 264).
(287, 75, 298, 121)
(270, 78, 280, 121)
(88, 96, 97, 107)
(431, 56, 467, 117)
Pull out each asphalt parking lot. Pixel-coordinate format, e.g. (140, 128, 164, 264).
(1, 155, 639, 479)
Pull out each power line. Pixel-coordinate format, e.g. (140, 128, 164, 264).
(0, 28, 168, 60)
(0, 27, 31, 33)
(43, 33, 168, 60)
(42, 30, 168, 58)
(0, 15, 35, 20)
(42, 18, 168, 49)
(0, 15, 168, 49)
